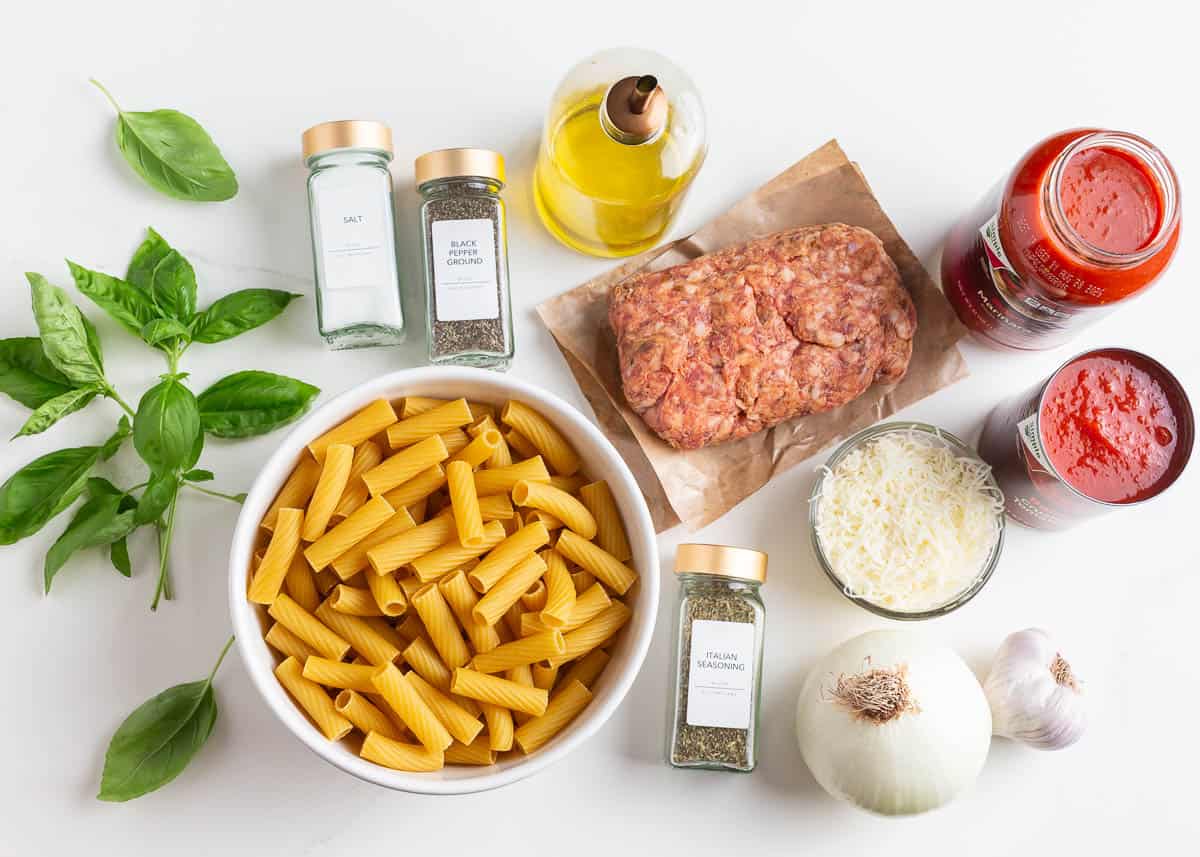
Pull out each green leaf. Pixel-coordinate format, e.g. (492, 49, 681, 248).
(91, 81, 238, 203)
(100, 416, 133, 461)
(0, 445, 101, 544)
(196, 371, 319, 439)
(149, 251, 197, 321)
(110, 536, 132, 577)
(87, 477, 122, 498)
(136, 472, 178, 526)
(90, 479, 138, 578)
(13, 385, 100, 438)
(67, 261, 159, 338)
(140, 318, 191, 347)
(44, 493, 136, 592)
(134, 377, 200, 474)
(27, 273, 106, 386)
(0, 338, 76, 409)
(182, 469, 214, 483)
(191, 290, 302, 344)
(97, 636, 234, 802)
(185, 424, 204, 469)
(126, 228, 172, 292)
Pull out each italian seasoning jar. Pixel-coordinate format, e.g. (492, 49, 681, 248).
(416, 148, 514, 370)
(668, 543, 767, 772)
(302, 120, 406, 349)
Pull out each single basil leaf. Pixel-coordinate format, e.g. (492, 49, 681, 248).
(136, 472, 178, 526)
(88, 476, 122, 498)
(97, 636, 233, 801)
(190, 290, 302, 344)
(44, 493, 136, 592)
(185, 426, 204, 469)
(182, 469, 214, 483)
(13, 385, 100, 438)
(66, 261, 159, 338)
(0, 445, 101, 544)
(134, 377, 200, 474)
(91, 80, 238, 203)
(126, 227, 171, 292)
(81, 313, 105, 374)
(149, 251, 197, 321)
(0, 337, 76, 409)
(27, 273, 106, 386)
(196, 371, 319, 439)
(110, 537, 132, 577)
(140, 318, 191, 347)
(100, 416, 133, 461)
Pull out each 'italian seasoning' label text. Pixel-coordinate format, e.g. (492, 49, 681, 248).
(685, 619, 755, 729)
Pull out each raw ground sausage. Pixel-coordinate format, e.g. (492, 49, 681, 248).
(608, 224, 917, 450)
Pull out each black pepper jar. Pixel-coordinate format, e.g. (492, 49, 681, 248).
(415, 148, 514, 370)
(668, 543, 767, 772)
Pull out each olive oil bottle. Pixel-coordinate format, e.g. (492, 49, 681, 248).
(534, 48, 707, 258)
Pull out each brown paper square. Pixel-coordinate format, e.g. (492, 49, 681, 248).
(536, 140, 970, 531)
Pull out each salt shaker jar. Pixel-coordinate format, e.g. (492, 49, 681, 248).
(667, 543, 767, 773)
(416, 148, 514, 370)
(302, 120, 406, 349)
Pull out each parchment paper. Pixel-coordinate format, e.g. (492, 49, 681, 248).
(537, 140, 970, 532)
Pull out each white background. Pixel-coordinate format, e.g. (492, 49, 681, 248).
(1, 1, 1196, 854)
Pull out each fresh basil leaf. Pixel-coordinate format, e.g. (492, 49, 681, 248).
(196, 371, 319, 439)
(182, 469, 214, 483)
(190, 290, 302, 344)
(100, 416, 133, 461)
(91, 81, 238, 203)
(126, 228, 172, 292)
(134, 377, 200, 474)
(66, 261, 159, 338)
(149, 251, 197, 321)
(98, 636, 233, 801)
(44, 493, 136, 592)
(185, 426, 204, 470)
(0, 338, 76, 409)
(136, 472, 178, 526)
(88, 477, 122, 498)
(13, 385, 100, 438)
(140, 318, 191, 347)
(0, 445, 101, 544)
(27, 273, 106, 386)
(110, 536, 132, 577)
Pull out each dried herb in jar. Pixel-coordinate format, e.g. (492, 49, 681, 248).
(668, 544, 766, 773)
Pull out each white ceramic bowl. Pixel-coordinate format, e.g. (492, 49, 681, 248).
(228, 367, 660, 794)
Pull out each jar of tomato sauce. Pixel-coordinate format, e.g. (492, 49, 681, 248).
(978, 348, 1193, 529)
(942, 130, 1181, 350)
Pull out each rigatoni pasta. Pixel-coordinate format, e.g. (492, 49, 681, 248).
(250, 391, 640, 773)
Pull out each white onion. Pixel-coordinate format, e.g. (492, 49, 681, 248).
(795, 630, 992, 816)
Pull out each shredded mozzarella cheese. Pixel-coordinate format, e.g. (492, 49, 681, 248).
(813, 430, 1003, 613)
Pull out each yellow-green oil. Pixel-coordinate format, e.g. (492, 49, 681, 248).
(534, 88, 701, 258)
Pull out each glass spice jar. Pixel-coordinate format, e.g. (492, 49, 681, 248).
(416, 148, 514, 370)
(301, 120, 406, 349)
(668, 543, 767, 773)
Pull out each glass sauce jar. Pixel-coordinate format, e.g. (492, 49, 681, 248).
(668, 543, 766, 773)
(941, 129, 1180, 350)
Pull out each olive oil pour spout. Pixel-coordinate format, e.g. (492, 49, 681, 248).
(601, 74, 668, 145)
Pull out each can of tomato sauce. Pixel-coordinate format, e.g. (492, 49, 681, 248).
(978, 348, 1193, 529)
(942, 129, 1181, 350)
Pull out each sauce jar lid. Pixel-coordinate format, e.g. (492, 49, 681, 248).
(674, 543, 767, 583)
(302, 120, 393, 159)
(414, 148, 506, 186)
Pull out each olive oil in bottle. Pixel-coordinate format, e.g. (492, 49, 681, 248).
(534, 48, 707, 258)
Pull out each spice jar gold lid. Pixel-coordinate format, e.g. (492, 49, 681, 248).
(674, 543, 767, 583)
(302, 120, 394, 160)
(414, 148, 506, 186)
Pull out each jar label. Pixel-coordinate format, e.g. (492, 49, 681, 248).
(978, 214, 1073, 325)
(686, 619, 755, 730)
(431, 218, 500, 322)
(1017, 413, 1053, 471)
(316, 181, 396, 292)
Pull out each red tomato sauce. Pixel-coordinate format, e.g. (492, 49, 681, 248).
(1059, 147, 1162, 255)
(1041, 351, 1178, 503)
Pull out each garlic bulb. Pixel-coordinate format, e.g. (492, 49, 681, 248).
(983, 628, 1085, 751)
(795, 630, 992, 816)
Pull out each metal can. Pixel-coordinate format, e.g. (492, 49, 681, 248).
(977, 348, 1194, 529)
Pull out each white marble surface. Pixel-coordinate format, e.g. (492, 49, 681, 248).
(2, 1, 1196, 854)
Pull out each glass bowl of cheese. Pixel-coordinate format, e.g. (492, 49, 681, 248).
(808, 422, 1005, 620)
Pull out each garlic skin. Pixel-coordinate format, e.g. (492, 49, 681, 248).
(984, 628, 1085, 751)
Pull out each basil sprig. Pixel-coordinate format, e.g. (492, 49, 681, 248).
(90, 80, 238, 203)
(98, 636, 234, 801)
